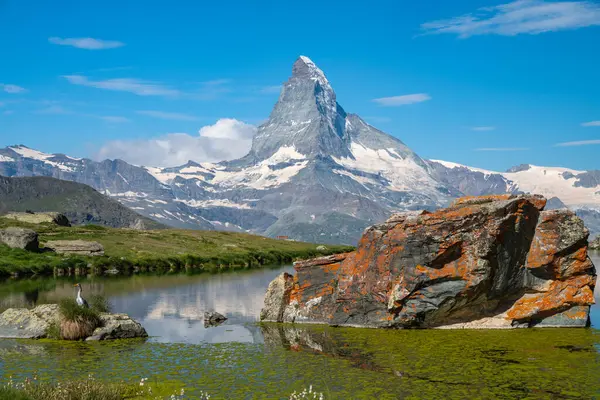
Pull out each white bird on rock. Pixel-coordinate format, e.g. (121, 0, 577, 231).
(74, 283, 89, 308)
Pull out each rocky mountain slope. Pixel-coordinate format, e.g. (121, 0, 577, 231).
(1, 56, 598, 242)
(0, 176, 163, 229)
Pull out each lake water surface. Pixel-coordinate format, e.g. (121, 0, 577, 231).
(0, 253, 599, 399)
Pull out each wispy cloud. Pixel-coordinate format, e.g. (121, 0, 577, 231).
(100, 116, 130, 123)
(372, 93, 431, 106)
(554, 139, 600, 147)
(91, 66, 134, 73)
(35, 105, 72, 115)
(581, 121, 600, 127)
(1, 83, 27, 94)
(62, 75, 180, 97)
(49, 37, 125, 50)
(471, 126, 496, 131)
(260, 85, 282, 94)
(136, 110, 199, 121)
(201, 79, 231, 86)
(420, 0, 600, 38)
(364, 116, 392, 124)
(475, 147, 528, 151)
(3, 110, 14, 115)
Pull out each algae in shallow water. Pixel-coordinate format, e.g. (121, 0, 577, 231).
(2, 324, 600, 399)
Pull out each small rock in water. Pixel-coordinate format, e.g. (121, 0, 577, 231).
(204, 311, 227, 327)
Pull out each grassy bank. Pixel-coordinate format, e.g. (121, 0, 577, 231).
(0, 218, 353, 278)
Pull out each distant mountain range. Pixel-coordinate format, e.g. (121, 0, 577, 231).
(1, 56, 598, 243)
(0, 176, 164, 229)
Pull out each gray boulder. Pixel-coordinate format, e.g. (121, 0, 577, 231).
(0, 304, 60, 339)
(86, 313, 148, 341)
(590, 236, 600, 250)
(204, 311, 227, 327)
(0, 227, 39, 251)
(45, 240, 104, 256)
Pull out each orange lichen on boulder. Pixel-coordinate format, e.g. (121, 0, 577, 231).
(261, 194, 596, 329)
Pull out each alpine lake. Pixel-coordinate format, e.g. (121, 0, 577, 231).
(0, 253, 599, 399)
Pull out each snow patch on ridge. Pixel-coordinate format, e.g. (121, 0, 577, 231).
(430, 159, 496, 176)
(0, 155, 15, 162)
(9, 145, 75, 171)
(176, 198, 251, 210)
(333, 142, 439, 193)
(504, 165, 598, 206)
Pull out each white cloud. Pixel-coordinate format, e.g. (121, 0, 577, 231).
(554, 139, 600, 147)
(95, 118, 256, 167)
(62, 75, 180, 97)
(372, 93, 431, 106)
(471, 126, 496, 131)
(199, 118, 256, 139)
(581, 121, 600, 127)
(136, 110, 199, 121)
(49, 37, 125, 50)
(100, 116, 130, 123)
(1, 84, 27, 94)
(475, 147, 528, 151)
(420, 0, 600, 38)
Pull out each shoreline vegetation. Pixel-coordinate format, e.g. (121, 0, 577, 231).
(0, 375, 324, 399)
(0, 218, 354, 279)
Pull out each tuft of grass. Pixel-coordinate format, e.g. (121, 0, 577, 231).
(88, 294, 110, 313)
(58, 298, 101, 340)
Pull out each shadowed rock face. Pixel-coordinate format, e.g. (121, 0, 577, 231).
(261, 194, 597, 329)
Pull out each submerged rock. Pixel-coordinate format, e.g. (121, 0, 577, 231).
(261, 194, 597, 329)
(204, 311, 227, 327)
(0, 227, 39, 251)
(45, 240, 104, 256)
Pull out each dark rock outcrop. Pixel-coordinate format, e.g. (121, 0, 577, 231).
(261, 194, 596, 329)
(45, 240, 105, 256)
(3, 212, 70, 226)
(0, 227, 39, 251)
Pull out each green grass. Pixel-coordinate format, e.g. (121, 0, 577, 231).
(0, 218, 354, 277)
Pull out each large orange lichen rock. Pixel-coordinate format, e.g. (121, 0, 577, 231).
(261, 194, 597, 328)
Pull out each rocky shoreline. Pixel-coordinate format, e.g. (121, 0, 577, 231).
(261, 194, 597, 329)
(0, 304, 147, 341)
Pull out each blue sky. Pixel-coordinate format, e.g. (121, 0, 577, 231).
(1, 0, 599, 170)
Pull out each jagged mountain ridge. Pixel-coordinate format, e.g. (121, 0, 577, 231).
(1, 56, 599, 242)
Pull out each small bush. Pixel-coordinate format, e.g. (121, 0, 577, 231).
(60, 319, 97, 340)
